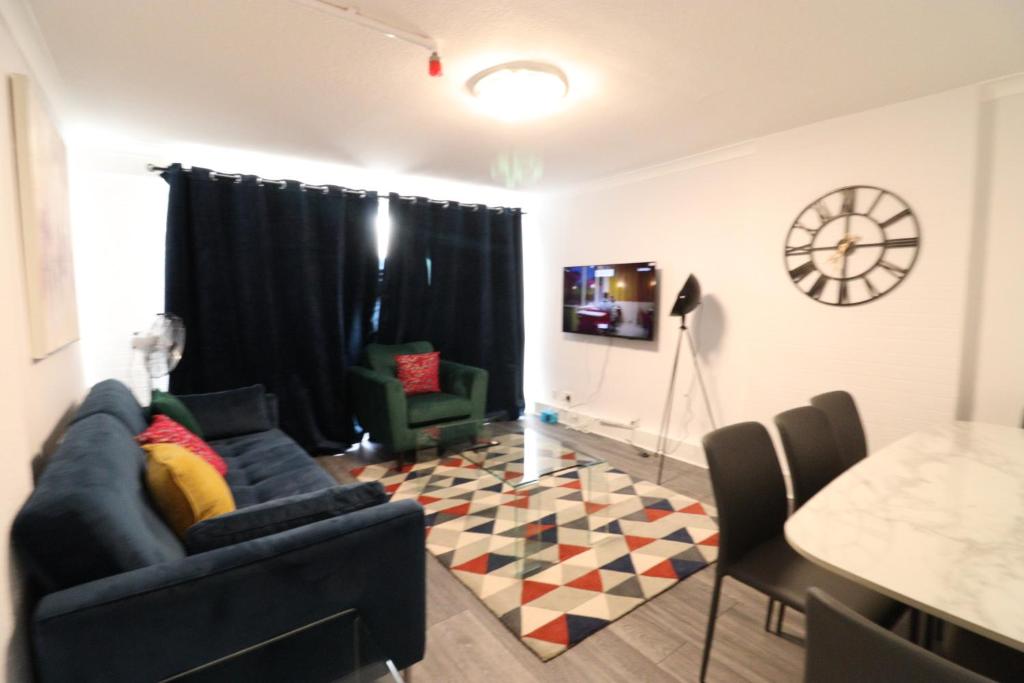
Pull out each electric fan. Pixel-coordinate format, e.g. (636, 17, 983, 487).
(131, 313, 186, 399)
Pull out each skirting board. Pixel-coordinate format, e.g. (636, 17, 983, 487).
(529, 401, 708, 469)
(528, 402, 795, 497)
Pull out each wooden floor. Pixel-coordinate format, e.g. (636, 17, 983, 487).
(319, 419, 807, 683)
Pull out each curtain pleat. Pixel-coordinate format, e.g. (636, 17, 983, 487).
(163, 164, 379, 453)
(378, 195, 525, 419)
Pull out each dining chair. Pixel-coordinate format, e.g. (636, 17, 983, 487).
(810, 390, 868, 469)
(774, 406, 847, 510)
(939, 625, 1024, 682)
(805, 589, 990, 683)
(700, 422, 901, 682)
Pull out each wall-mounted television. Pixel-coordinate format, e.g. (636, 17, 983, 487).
(563, 262, 657, 341)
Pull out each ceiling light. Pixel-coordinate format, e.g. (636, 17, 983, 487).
(467, 61, 569, 122)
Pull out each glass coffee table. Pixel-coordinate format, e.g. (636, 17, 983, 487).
(412, 416, 494, 456)
(416, 419, 614, 578)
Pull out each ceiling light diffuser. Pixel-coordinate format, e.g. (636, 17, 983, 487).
(467, 61, 569, 122)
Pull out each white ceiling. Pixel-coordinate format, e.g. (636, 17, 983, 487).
(23, 0, 1024, 188)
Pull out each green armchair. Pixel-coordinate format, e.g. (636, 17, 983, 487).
(349, 342, 488, 457)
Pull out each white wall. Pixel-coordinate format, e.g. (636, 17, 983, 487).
(0, 5, 84, 680)
(961, 86, 1024, 426)
(68, 138, 529, 395)
(527, 79, 1022, 467)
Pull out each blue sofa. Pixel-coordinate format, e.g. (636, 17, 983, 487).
(12, 380, 425, 682)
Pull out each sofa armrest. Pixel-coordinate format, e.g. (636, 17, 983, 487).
(32, 500, 426, 683)
(440, 361, 488, 419)
(348, 366, 410, 446)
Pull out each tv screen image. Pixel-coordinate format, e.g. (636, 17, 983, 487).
(563, 262, 657, 341)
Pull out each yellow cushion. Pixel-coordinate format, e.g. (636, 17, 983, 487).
(144, 443, 235, 538)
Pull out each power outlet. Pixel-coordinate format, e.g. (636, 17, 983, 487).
(550, 389, 572, 405)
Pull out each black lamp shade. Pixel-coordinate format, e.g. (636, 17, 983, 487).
(670, 274, 701, 317)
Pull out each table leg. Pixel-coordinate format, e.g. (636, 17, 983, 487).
(515, 485, 524, 576)
(775, 604, 786, 635)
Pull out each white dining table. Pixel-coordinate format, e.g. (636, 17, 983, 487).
(785, 421, 1024, 652)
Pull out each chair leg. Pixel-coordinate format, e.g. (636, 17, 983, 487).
(924, 614, 937, 651)
(775, 604, 786, 635)
(700, 573, 724, 682)
(764, 598, 774, 632)
(909, 608, 920, 644)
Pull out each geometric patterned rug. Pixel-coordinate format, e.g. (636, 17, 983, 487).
(351, 433, 719, 660)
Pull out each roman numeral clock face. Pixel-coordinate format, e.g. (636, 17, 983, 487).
(784, 186, 920, 306)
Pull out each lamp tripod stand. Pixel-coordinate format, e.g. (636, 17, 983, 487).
(655, 275, 716, 485)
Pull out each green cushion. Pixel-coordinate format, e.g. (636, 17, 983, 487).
(364, 341, 434, 377)
(406, 392, 472, 427)
(150, 389, 204, 437)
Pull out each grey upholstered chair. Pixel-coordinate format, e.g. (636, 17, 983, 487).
(700, 422, 901, 682)
(939, 625, 1024, 682)
(810, 390, 868, 469)
(774, 406, 847, 510)
(805, 589, 991, 683)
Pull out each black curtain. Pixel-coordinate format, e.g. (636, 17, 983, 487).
(378, 194, 525, 419)
(163, 164, 379, 453)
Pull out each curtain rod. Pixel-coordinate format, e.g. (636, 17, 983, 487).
(145, 164, 522, 213)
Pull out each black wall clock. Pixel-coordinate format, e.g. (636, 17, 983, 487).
(784, 185, 920, 306)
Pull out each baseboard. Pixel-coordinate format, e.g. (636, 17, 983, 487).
(529, 402, 794, 497)
(530, 401, 709, 470)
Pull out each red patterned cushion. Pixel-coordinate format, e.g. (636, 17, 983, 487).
(395, 351, 441, 395)
(137, 415, 228, 476)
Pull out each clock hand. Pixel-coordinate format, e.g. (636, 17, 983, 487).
(827, 235, 858, 261)
(827, 235, 862, 277)
(793, 237, 890, 253)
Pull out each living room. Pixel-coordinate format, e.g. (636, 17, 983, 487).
(2, 1, 1023, 681)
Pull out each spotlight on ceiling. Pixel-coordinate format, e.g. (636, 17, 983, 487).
(467, 61, 569, 122)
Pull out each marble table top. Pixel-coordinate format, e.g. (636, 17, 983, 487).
(785, 421, 1024, 651)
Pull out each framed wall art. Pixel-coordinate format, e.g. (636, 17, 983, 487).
(10, 73, 78, 359)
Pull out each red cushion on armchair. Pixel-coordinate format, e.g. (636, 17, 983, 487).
(394, 351, 441, 395)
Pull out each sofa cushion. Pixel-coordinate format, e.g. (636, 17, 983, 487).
(184, 482, 387, 553)
(364, 341, 433, 377)
(137, 415, 228, 476)
(71, 379, 149, 435)
(406, 392, 473, 426)
(150, 389, 204, 437)
(178, 385, 274, 440)
(212, 429, 336, 507)
(12, 414, 185, 592)
(144, 443, 236, 538)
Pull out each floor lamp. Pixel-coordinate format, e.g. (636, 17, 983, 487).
(655, 274, 717, 484)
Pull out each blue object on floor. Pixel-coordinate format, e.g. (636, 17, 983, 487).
(540, 409, 559, 424)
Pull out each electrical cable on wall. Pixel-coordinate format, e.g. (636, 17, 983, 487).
(568, 336, 614, 410)
(561, 336, 649, 458)
(290, 0, 443, 77)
